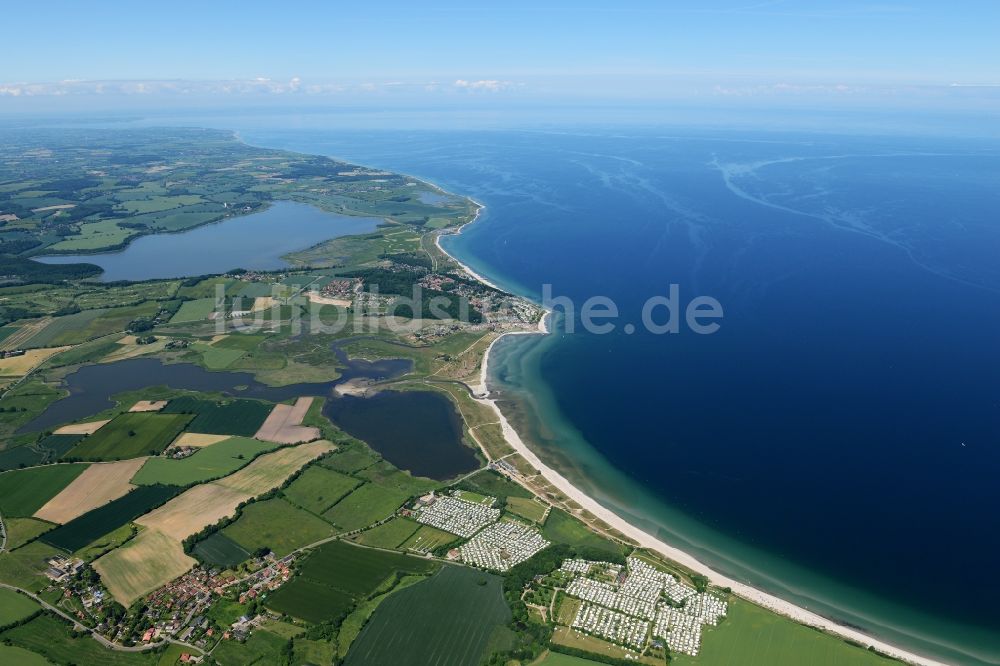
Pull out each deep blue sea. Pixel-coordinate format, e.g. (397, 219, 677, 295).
(134, 118, 999, 664)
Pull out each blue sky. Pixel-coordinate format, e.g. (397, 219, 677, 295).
(2, 0, 998, 121)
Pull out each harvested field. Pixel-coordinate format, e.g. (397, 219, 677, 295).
(136, 482, 249, 541)
(128, 400, 168, 412)
(53, 420, 109, 435)
(254, 397, 320, 444)
(0, 464, 89, 517)
(0, 347, 68, 377)
(253, 296, 276, 311)
(93, 528, 196, 606)
(0, 318, 50, 352)
(137, 441, 334, 540)
(168, 432, 229, 449)
(101, 337, 169, 363)
(33, 457, 147, 523)
(95, 442, 333, 603)
(40, 484, 182, 553)
(215, 440, 334, 494)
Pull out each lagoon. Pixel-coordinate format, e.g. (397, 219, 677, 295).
(38, 201, 379, 281)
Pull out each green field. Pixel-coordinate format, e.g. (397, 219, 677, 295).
(452, 489, 493, 505)
(0, 541, 61, 592)
(64, 412, 192, 461)
(222, 498, 335, 557)
(292, 638, 337, 666)
(0, 588, 40, 627)
(354, 461, 438, 496)
(0, 443, 47, 471)
(507, 496, 549, 523)
(22, 303, 160, 347)
(161, 396, 271, 437)
(45, 219, 139, 251)
(351, 517, 420, 549)
(542, 509, 626, 557)
(539, 652, 606, 666)
(297, 540, 438, 596)
(75, 523, 135, 562)
(282, 465, 361, 514)
(40, 484, 182, 553)
(191, 342, 246, 369)
(0, 644, 51, 665)
(130, 436, 277, 485)
(0, 614, 157, 665)
(399, 524, 457, 553)
(335, 574, 428, 658)
(344, 566, 510, 666)
(670, 598, 899, 666)
(460, 469, 533, 500)
(321, 483, 410, 532)
(192, 532, 251, 567)
(119, 195, 205, 214)
(2, 517, 55, 549)
(211, 626, 288, 666)
(317, 445, 379, 474)
(265, 576, 356, 624)
(169, 298, 217, 323)
(35, 434, 85, 461)
(0, 464, 88, 517)
(266, 540, 437, 623)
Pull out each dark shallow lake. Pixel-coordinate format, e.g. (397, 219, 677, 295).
(19, 352, 478, 480)
(38, 201, 380, 281)
(323, 390, 478, 480)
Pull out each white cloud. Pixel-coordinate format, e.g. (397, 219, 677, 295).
(0, 77, 316, 97)
(0, 77, 524, 99)
(453, 79, 512, 92)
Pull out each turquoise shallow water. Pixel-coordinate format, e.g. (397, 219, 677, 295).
(130, 119, 999, 665)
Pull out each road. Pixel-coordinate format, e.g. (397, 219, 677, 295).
(0, 582, 204, 655)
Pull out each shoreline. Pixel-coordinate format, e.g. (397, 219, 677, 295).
(436, 201, 948, 666)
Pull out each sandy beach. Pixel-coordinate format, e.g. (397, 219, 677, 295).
(439, 201, 947, 666)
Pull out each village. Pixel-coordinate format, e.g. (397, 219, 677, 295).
(34, 549, 295, 658)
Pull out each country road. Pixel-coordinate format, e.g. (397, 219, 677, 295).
(0, 582, 203, 655)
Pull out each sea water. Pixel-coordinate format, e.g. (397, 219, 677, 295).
(144, 121, 1000, 664)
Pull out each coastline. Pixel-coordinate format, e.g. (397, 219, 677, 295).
(436, 201, 948, 666)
